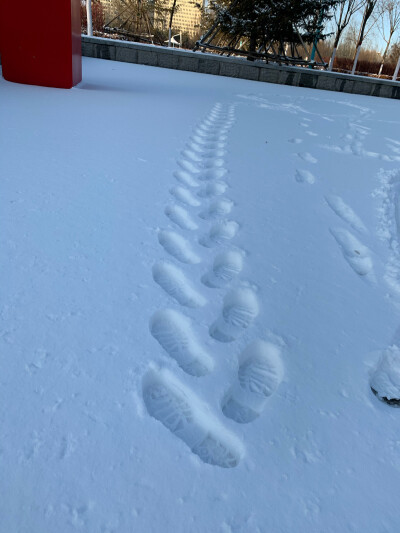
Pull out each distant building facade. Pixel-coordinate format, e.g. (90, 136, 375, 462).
(99, 0, 204, 37)
(164, 0, 203, 37)
(99, 0, 117, 21)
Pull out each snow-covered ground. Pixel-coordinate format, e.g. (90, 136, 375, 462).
(1, 57, 400, 533)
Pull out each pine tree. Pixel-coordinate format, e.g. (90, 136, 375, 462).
(208, 0, 338, 54)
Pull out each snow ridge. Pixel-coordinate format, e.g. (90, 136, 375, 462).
(374, 168, 400, 299)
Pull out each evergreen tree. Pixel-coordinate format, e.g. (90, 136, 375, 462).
(208, 0, 339, 53)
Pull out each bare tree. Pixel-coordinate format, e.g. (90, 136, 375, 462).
(377, 0, 400, 76)
(105, 0, 169, 43)
(388, 39, 400, 59)
(388, 40, 400, 78)
(384, 39, 400, 79)
(351, 0, 378, 73)
(336, 23, 360, 56)
(328, 0, 365, 70)
(393, 55, 400, 78)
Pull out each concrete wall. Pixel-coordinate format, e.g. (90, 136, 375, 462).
(82, 36, 400, 100)
(2, 34, 398, 99)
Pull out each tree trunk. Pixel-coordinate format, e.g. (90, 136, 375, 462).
(328, 47, 337, 71)
(247, 28, 257, 61)
(351, 45, 361, 74)
(378, 38, 392, 78)
(86, 0, 93, 36)
(393, 55, 400, 81)
(333, 29, 342, 51)
(168, 0, 177, 48)
(328, 28, 342, 71)
(352, 0, 376, 73)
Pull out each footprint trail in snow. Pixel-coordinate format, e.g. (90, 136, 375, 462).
(295, 169, 316, 184)
(164, 205, 198, 231)
(330, 228, 374, 278)
(146, 102, 255, 466)
(150, 309, 213, 376)
(325, 195, 367, 234)
(222, 341, 284, 423)
(202, 250, 244, 288)
(143, 370, 243, 468)
(152, 262, 206, 308)
(146, 101, 287, 464)
(210, 288, 259, 343)
(158, 230, 200, 264)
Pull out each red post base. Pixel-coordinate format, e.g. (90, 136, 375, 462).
(0, 0, 82, 89)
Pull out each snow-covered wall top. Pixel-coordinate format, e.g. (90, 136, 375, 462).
(81, 35, 400, 100)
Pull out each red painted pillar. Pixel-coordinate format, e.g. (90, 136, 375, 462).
(0, 0, 82, 88)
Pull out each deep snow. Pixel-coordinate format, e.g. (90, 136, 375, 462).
(1, 57, 400, 532)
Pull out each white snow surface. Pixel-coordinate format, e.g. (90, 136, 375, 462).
(1, 57, 400, 532)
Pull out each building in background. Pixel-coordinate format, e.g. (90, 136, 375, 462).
(165, 0, 204, 38)
(99, 0, 117, 21)
(99, 0, 204, 38)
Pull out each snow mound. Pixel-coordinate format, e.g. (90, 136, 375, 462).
(371, 346, 400, 403)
